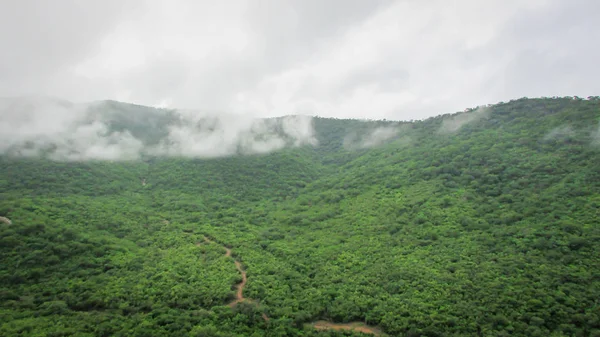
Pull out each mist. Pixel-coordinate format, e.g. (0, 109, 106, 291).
(542, 125, 575, 143)
(437, 106, 490, 134)
(344, 124, 410, 150)
(0, 97, 317, 161)
(592, 122, 600, 146)
(149, 113, 317, 158)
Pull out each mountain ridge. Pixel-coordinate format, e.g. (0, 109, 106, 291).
(0, 96, 599, 336)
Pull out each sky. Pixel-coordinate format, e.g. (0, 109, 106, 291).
(1, 0, 599, 120)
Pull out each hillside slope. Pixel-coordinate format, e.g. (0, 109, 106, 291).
(1, 97, 599, 336)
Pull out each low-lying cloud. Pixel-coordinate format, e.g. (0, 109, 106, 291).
(437, 106, 490, 134)
(344, 123, 410, 149)
(543, 123, 600, 147)
(0, 97, 317, 161)
(361, 126, 400, 148)
(542, 125, 575, 142)
(150, 113, 316, 158)
(592, 122, 600, 146)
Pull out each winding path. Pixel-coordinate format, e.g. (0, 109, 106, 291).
(201, 237, 249, 307)
(199, 236, 382, 334)
(226, 248, 248, 306)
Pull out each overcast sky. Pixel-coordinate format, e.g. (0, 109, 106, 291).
(1, 0, 598, 120)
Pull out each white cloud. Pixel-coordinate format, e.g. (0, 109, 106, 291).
(0, 97, 84, 152)
(150, 113, 317, 158)
(344, 124, 410, 149)
(49, 122, 145, 161)
(437, 106, 490, 134)
(0, 97, 317, 161)
(0, 98, 144, 160)
(1, 0, 599, 120)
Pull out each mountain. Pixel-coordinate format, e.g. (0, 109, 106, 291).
(0, 97, 317, 160)
(1, 97, 599, 336)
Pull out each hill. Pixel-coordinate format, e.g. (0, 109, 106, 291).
(1, 97, 599, 336)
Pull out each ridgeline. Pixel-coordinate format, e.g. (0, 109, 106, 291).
(1, 97, 599, 336)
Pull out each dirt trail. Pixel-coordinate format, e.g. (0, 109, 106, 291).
(198, 236, 384, 332)
(0, 216, 11, 225)
(201, 237, 248, 306)
(230, 259, 247, 305)
(312, 321, 383, 336)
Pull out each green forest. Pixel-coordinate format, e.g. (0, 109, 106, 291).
(1, 97, 599, 336)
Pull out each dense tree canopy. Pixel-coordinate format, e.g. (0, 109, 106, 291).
(1, 97, 599, 336)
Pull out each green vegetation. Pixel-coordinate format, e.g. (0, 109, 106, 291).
(1, 97, 599, 336)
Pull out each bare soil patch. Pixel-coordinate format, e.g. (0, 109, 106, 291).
(311, 321, 383, 336)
